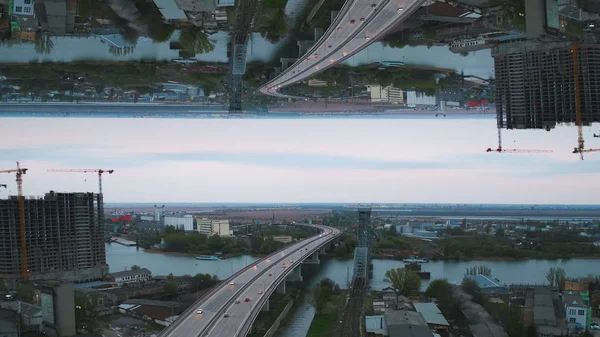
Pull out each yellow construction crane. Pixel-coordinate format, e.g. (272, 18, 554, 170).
(571, 42, 600, 160)
(0, 162, 29, 280)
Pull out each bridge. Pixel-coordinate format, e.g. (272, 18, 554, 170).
(158, 225, 341, 337)
(258, 0, 427, 97)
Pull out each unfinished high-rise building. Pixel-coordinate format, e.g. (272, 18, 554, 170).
(493, 41, 600, 130)
(0, 191, 108, 282)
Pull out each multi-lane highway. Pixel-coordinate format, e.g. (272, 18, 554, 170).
(159, 225, 340, 337)
(259, 0, 427, 97)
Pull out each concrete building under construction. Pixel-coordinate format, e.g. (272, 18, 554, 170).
(493, 41, 600, 130)
(0, 191, 108, 283)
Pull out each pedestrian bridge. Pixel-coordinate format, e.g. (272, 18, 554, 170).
(158, 225, 341, 337)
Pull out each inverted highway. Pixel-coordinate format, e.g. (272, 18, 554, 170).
(158, 225, 341, 337)
(259, 0, 427, 97)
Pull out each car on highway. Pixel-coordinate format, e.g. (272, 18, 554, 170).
(282, 263, 287, 268)
(223, 313, 229, 317)
(229, 281, 235, 285)
(360, 17, 365, 21)
(196, 309, 203, 314)
(350, 19, 355, 24)
(258, 290, 263, 295)
(235, 299, 240, 304)
(245, 297, 250, 302)
(269, 273, 272, 276)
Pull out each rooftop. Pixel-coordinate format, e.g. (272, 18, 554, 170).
(123, 299, 182, 308)
(384, 311, 432, 337)
(366, 315, 389, 336)
(464, 274, 506, 289)
(109, 268, 151, 278)
(563, 292, 586, 308)
(413, 303, 450, 326)
(153, 0, 188, 20)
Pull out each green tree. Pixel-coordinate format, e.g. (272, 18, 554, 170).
(148, 23, 175, 43)
(131, 265, 140, 270)
(425, 278, 451, 299)
(546, 267, 566, 288)
(466, 265, 492, 277)
(15, 284, 35, 303)
(207, 234, 222, 251)
(385, 268, 421, 296)
(505, 303, 524, 337)
(34, 33, 54, 55)
(75, 292, 102, 334)
(310, 278, 336, 315)
(163, 281, 178, 296)
(179, 28, 215, 55)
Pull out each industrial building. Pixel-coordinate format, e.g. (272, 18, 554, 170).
(164, 214, 194, 231)
(0, 191, 108, 283)
(493, 41, 600, 130)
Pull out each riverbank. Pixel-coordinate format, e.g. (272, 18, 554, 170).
(305, 291, 346, 337)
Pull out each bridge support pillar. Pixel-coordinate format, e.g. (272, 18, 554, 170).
(261, 300, 270, 312)
(319, 246, 327, 255)
(285, 265, 303, 282)
(276, 281, 286, 294)
(302, 252, 320, 265)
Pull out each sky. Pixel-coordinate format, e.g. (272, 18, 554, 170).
(0, 116, 598, 204)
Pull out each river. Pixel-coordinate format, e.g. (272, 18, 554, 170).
(107, 244, 599, 337)
(106, 243, 600, 287)
(0, 33, 493, 79)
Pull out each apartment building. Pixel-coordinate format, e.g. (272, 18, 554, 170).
(0, 192, 107, 282)
(196, 218, 231, 236)
(564, 291, 588, 330)
(493, 41, 600, 130)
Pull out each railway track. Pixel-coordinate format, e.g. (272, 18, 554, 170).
(339, 289, 365, 337)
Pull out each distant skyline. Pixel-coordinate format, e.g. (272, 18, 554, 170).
(0, 116, 598, 204)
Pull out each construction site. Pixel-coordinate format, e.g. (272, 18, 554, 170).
(0, 191, 108, 283)
(0, 165, 113, 284)
(490, 40, 600, 158)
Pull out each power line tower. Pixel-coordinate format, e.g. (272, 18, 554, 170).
(351, 208, 377, 289)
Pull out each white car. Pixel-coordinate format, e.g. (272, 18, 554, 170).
(229, 281, 235, 285)
(196, 309, 203, 314)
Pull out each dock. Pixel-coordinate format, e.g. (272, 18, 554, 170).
(111, 237, 137, 246)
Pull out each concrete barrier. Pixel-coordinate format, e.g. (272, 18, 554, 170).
(263, 299, 294, 337)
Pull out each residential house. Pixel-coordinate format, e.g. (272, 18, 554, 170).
(464, 274, 509, 296)
(564, 291, 588, 330)
(118, 299, 184, 326)
(13, 0, 35, 16)
(366, 315, 388, 337)
(413, 303, 450, 331)
(104, 268, 152, 285)
(384, 311, 433, 337)
(37, 0, 75, 35)
(153, 0, 188, 21)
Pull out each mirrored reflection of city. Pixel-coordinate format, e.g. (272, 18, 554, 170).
(0, 0, 599, 159)
(3, 1, 600, 337)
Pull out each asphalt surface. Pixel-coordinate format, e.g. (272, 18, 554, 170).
(159, 225, 340, 337)
(259, 0, 427, 97)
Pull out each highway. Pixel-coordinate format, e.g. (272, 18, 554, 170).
(259, 0, 427, 97)
(159, 225, 341, 337)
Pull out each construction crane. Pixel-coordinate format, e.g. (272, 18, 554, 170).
(571, 42, 600, 160)
(47, 169, 114, 195)
(0, 162, 29, 280)
(486, 128, 553, 154)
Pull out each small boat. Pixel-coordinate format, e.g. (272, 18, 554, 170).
(403, 257, 429, 263)
(195, 255, 220, 261)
